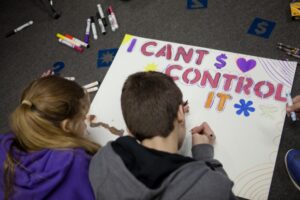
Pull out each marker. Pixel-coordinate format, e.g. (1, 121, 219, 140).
(85, 18, 91, 44)
(6, 20, 34, 38)
(277, 43, 298, 51)
(58, 39, 84, 53)
(108, 6, 119, 30)
(287, 53, 300, 59)
(65, 34, 89, 48)
(97, 4, 108, 26)
(83, 81, 100, 89)
(87, 86, 98, 93)
(286, 92, 297, 121)
(278, 45, 299, 53)
(64, 77, 75, 81)
(183, 100, 188, 106)
(56, 33, 80, 46)
(96, 13, 106, 35)
(107, 12, 116, 32)
(90, 16, 98, 40)
(278, 46, 292, 53)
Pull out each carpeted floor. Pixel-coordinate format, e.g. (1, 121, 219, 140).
(0, 0, 299, 199)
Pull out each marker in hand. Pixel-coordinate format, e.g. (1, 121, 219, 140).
(286, 92, 297, 121)
(191, 122, 215, 145)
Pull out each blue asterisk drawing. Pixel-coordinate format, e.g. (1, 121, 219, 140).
(234, 99, 255, 117)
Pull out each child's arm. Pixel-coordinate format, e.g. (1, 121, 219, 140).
(191, 122, 237, 199)
(190, 122, 227, 175)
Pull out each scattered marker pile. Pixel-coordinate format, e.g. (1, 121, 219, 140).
(277, 43, 300, 59)
(56, 4, 119, 53)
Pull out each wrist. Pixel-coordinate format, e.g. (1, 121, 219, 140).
(192, 134, 210, 146)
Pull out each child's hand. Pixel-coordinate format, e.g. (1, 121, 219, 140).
(191, 122, 215, 146)
(41, 69, 54, 77)
(286, 95, 300, 118)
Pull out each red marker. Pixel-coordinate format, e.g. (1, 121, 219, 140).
(108, 6, 119, 30)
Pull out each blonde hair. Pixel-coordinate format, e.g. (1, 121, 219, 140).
(4, 76, 100, 199)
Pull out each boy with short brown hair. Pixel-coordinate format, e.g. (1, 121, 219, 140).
(89, 71, 237, 200)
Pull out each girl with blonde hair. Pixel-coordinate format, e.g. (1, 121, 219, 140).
(0, 76, 100, 200)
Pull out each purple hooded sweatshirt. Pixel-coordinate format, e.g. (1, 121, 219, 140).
(0, 133, 95, 200)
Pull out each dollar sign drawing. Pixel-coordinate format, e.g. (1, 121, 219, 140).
(214, 54, 227, 69)
(255, 22, 268, 35)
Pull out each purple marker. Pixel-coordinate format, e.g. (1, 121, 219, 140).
(84, 18, 91, 44)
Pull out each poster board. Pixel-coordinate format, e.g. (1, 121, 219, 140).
(87, 34, 297, 200)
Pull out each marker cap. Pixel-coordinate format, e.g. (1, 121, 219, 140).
(96, 12, 101, 19)
(74, 45, 84, 53)
(108, 6, 113, 14)
(90, 16, 95, 23)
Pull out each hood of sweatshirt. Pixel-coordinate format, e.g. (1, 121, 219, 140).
(89, 136, 236, 200)
(0, 133, 94, 200)
(111, 136, 194, 189)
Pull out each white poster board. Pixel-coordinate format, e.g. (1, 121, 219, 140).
(87, 34, 297, 200)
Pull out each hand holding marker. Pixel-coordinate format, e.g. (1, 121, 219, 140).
(286, 93, 299, 122)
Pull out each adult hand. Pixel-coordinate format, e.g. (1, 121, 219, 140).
(191, 122, 215, 146)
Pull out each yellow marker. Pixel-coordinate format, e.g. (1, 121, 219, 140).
(56, 33, 80, 47)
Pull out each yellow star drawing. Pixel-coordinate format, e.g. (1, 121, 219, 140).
(144, 63, 158, 72)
